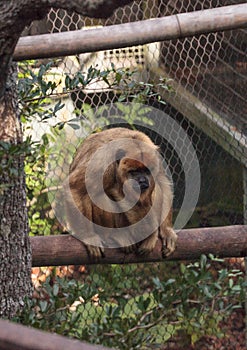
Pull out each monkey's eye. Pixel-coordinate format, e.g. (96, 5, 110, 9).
(129, 168, 151, 176)
(144, 168, 151, 175)
(128, 170, 138, 176)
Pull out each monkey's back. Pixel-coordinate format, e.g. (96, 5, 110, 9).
(69, 127, 156, 173)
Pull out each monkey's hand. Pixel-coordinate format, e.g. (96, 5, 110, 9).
(160, 227, 177, 257)
(86, 244, 105, 260)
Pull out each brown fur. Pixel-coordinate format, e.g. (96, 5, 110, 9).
(64, 127, 177, 259)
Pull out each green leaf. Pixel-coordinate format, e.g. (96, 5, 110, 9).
(54, 101, 65, 114)
(68, 123, 80, 130)
(39, 300, 48, 313)
(53, 283, 59, 296)
(200, 254, 207, 269)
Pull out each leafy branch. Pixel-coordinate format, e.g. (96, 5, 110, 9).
(18, 61, 172, 120)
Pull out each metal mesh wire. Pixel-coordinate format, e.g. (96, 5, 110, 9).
(21, 1, 247, 348)
(159, 0, 247, 134)
(40, 0, 246, 224)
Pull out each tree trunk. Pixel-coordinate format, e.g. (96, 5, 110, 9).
(0, 64, 32, 318)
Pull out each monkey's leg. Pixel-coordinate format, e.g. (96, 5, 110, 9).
(119, 215, 158, 255)
(119, 233, 138, 253)
(121, 243, 138, 254)
(65, 193, 105, 260)
(138, 230, 158, 255)
(159, 209, 177, 257)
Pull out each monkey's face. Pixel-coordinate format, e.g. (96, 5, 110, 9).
(115, 150, 159, 202)
(127, 168, 151, 193)
(121, 159, 154, 195)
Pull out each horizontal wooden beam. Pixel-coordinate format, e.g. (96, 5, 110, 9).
(31, 225, 247, 267)
(15, 4, 247, 61)
(0, 319, 110, 350)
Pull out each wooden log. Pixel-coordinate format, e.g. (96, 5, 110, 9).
(14, 4, 247, 61)
(31, 225, 247, 267)
(0, 319, 110, 350)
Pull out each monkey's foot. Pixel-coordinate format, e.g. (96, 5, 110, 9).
(138, 234, 158, 255)
(121, 244, 137, 254)
(86, 245, 105, 261)
(161, 228, 177, 257)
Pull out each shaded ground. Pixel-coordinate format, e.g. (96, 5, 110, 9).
(164, 308, 245, 350)
(32, 261, 246, 350)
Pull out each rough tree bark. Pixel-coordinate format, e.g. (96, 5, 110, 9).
(0, 0, 133, 318)
(0, 64, 33, 318)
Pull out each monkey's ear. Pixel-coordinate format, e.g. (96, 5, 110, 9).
(115, 149, 126, 163)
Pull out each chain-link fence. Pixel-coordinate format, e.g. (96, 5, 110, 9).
(19, 1, 247, 349)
